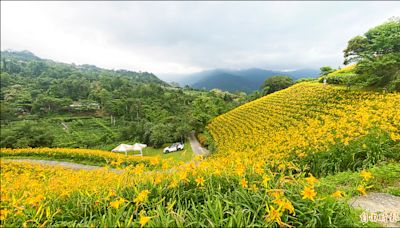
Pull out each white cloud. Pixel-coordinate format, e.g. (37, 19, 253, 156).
(2, 1, 399, 76)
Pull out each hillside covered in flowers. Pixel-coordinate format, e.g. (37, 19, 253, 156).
(208, 82, 399, 175)
(1, 82, 399, 227)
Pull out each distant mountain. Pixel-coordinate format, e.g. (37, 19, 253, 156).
(1, 49, 41, 61)
(174, 69, 230, 87)
(228, 68, 283, 90)
(192, 72, 253, 92)
(281, 69, 321, 79)
(175, 68, 319, 92)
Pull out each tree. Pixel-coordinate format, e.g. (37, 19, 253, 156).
(149, 123, 173, 148)
(247, 91, 262, 101)
(261, 76, 294, 95)
(174, 116, 193, 143)
(3, 85, 33, 112)
(89, 88, 112, 108)
(0, 102, 17, 123)
(0, 121, 54, 148)
(343, 17, 400, 89)
(190, 96, 219, 131)
(319, 66, 334, 76)
(0, 72, 12, 90)
(343, 36, 368, 65)
(296, 78, 315, 83)
(32, 95, 71, 114)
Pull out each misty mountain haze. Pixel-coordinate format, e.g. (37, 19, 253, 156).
(160, 68, 320, 92)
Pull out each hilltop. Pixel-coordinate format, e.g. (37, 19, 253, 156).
(1, 50, 164, 85)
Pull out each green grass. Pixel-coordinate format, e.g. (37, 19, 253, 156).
(126, 141, 194, 163)
(318, 162, 400, 197)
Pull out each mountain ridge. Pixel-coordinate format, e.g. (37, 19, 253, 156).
(1, 50, 166, 85)
(172, 68, 320, 92)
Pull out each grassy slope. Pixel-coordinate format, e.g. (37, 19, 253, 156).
(326, 64, 356, 77)
(319, 162, 400, 197)
(127, 141, 194, 162)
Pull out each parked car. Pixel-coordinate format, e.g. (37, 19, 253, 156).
(163, 142, 184, 154)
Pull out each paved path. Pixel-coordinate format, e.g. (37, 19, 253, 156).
(349, 193, 400, 227)
(5, 159, 106, 171)
(188, 131, 210, 156)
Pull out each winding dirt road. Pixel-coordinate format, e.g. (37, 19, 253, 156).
(188, 131, 210, 156)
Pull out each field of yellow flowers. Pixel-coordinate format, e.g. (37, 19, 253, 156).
(208, 82, 399, 171)
(0, 147, 160, 168)
(1, 82, 399, 227)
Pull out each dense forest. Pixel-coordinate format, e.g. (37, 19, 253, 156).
(0, 51, 247, 149)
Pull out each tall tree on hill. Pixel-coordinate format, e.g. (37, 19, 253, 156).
(319, 66, 334, 76)
(343, 17, 400, 90)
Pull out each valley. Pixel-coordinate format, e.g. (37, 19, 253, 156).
(1, 5, 399, 227)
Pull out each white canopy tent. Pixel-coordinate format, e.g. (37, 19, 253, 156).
(111, 143, 147, 156)
(132, 143, 147, 156)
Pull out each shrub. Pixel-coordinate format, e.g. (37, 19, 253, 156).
(197, 130, 216, 152)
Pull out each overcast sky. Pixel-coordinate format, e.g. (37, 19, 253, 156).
(2, 1, 399, 77)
